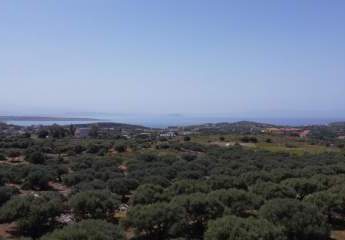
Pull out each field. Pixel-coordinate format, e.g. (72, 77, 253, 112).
(191, 133, 343, 155)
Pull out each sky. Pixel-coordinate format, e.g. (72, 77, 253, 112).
(1, 0, 345, 118)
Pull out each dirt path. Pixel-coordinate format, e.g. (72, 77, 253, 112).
(48, 181, 72, 197)
(332, 230, 345, 240)
(0, 222, 17, 238)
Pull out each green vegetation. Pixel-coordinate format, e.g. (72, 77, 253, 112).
(0, 121, 344, 239)
(205, 215, 286, 240)
(41, 219, 124, 240)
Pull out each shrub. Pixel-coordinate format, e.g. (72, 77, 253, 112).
(285, 143, 298, 148)
(22, 167, 50, 190)
(0, 186, 18, 206)
(208, 189, 263, 216)
(114, 144, 127, 153)
(86, 144, 101, 154)
(37, 129, 49, 138)
(184, 136, 191, 141)
(205, 215, 286, 240)
(181, 153, 197, 162)
(304, 191, 345, 222)
(131, 184, 165, 205)
(25, 151, 46, 164)
(69, 190, 120, 220)
(251, 182, 296, 200)
(126, 202, 182, 239)
(282, 178, 325, 199)
(73, 145, 85, 154)
(41, 219, 124, 240)
(8, 150, 21, 158)
(171, 192, 224, 238)
(259, 198, 330, 240)
(0, 193, 63, 237)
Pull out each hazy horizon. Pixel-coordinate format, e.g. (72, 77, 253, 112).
(1, 1, 345, 118)
(1, 109, 345, 120)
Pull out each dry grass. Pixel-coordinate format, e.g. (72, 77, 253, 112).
(332, 230, 345, 240)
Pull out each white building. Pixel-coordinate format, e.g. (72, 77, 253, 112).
(159, 131, 176, 138)
(75, 128, 91, 138)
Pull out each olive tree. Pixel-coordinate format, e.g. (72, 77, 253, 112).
(69, 190, 120, 221)
(259, 198, 330, 240)
(0, 192, 63, 238)
(205, 215, 286, 240)
(41, 219, 124, 240)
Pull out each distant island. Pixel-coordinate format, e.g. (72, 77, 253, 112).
(0, 116, 99, 122)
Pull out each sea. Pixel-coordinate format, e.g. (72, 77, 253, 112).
(3, 114, 344, 128)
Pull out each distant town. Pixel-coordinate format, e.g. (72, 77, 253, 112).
(1, 119, 345, 142)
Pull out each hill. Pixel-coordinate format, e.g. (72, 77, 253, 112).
(185, 121, 279, 134)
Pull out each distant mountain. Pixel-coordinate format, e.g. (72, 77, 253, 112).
(187, 121, 278, 129)
(215, 121, 278, 128)
(329, 121, 345, 127)
(184, 121, 280, 134)
(73, 122, 148, 129)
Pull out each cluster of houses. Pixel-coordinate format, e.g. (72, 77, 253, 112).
(74, 127, 91, 138)
(74, 126, 150, 138)
(158, 126, 195, 138)
(8, 122, 345, 142)
(263, 127, 310, 138)
(0, 123, 29, 136)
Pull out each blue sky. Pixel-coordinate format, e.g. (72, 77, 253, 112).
(1, 0, 344, 118)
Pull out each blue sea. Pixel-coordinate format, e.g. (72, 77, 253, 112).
(3, 114, 344, 128)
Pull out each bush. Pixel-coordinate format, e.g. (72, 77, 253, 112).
(282, 178, 325, 199)
(208, 189, 263, 216)
(0, 192, 63, 237)
(37, 129, 49, 138)
(22, 167, 50, 190)
(240, 136, 258, 143)
(131, 184, 165, 205)
(207, 175, 247, 190)
(0, 186, 18, 206)
(156, 143, 170, 149)
(86, 144, 101, 154)
(114, 144, 127, 153)
(73, 145, 85, 154)
(72, 179, 106, 193)
(62, 171, 94, 186)
(285, 143, 298, 148)
(181, 153, 197, 162)
(205, 215, 286, 240)
(41, 219, 124, 240)
(8, 150, 21, 158)
(304, 191, 345, 222)
(170, 193, 224, 238)
(251, 182, 296, 200)
(184, 136, 191, 141)
(165, 179, 210, 197)
(25, 151, 46, 164)
(69, 190, 120, 220)
(126, 202, 182, 239)
(337, 144, 345, 149)
(259, 198, 330, 240)
(108, 178, 138, 198)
